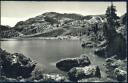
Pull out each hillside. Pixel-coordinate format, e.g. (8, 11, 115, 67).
(0, 12, 126, 39)
(12, 12, 105, 38)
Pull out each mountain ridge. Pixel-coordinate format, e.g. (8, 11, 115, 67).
(13, 12, 105, 37)
(0, 12, 126, 38)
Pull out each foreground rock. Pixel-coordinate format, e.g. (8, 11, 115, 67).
(56, 54, 91, 72)
(104, 56, 127, 82)
(68, 65, 101, 81)
(114, 68, 127, 81)
(35, 74, 69, 82)
(0, 73, 69, 82)
(0, 48, 36, 78)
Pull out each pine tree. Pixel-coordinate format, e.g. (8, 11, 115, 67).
(103, 2, 118, 41)
(105, 2, 119, 28)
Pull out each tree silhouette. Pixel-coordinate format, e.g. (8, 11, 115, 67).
(105, 2, 119, 28)
(103, 2, 118, 41)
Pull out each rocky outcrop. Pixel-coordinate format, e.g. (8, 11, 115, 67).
(104, 56, 127, 82)
(94, 31, 126, 59)
(56, 54, 91, 72)
(36, 74, 69, 82)
(93, 7, 127, 59)
(0, 48, 36, 78)
(114, 68, 127, 81)
(0, 73, 69, 82)
(68, 65, 101, 81)
(80, 21, 105, 48)
(94, 14, 127, 59)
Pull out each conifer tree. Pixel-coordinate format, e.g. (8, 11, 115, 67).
(105, 2, 119, 28)
(103, 2, 118, 41)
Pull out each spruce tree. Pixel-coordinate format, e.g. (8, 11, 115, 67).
(103, 2, 118, 41)
(105, 2, 119, 28)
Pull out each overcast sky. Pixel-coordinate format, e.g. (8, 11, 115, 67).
(1, 1, 127, 27)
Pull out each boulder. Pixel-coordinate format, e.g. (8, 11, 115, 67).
(114, 68, 127, 81)
(104, 57, 127, 82)
(36, 74, 68, 82)
(94, 47, 106, 57)
(68, 65, 101, 81)
(56, 54, 91, 72)
(105, 57, 125, 69)
(0, 48, 36, 78)
(81, 41, 94, 48)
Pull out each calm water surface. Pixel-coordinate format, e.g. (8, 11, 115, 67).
(1, 39, 105, 74)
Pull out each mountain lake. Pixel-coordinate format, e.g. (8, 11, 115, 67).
(1, 39, 106, 75)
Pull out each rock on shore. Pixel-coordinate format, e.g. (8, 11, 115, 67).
(104, 56, 127, 82)
(68, 65, 101, 81)
(0, 48, 36, 78)
(56, 54, 101, 82)
(36, 74, 69, 82)
(56, 54, 91, 72)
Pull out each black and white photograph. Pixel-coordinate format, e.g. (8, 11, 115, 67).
(0, 0, 127, 82)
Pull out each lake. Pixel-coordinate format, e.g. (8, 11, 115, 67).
(0, 39, 105, 74)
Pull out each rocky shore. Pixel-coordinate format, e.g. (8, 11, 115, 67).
(0, 48, 68, 82)
(1, 48, 127, 82)
(104, 56, 127, 82)
(60, 56, 102, 82)
(79, 4, 127, 82)
(0, 48, 100, 82)
(0, 36, 80, 41)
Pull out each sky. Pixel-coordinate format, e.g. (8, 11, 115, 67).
(1, 1, 127, 27)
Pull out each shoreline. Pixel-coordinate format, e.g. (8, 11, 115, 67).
(0, 36, 80, 41)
